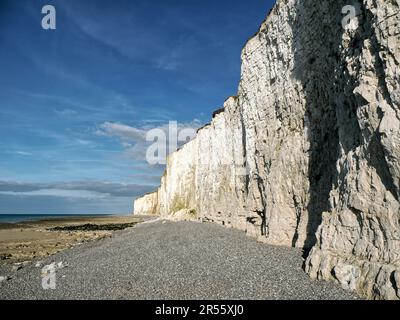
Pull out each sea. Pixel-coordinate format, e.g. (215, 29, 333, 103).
(0, 214, 121, 224)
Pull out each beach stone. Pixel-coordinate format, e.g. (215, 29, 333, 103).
(395, 271, 400, 299)
(0, 276, 11, 282)
(0, 221, 359, 300)
(0, 254, 12, 260)
(333, 263, 361, 291)
(12, 264, 23, 271)
(57, 262, 68, 269)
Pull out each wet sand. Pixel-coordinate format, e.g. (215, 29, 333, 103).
(0, 215, 146, 264)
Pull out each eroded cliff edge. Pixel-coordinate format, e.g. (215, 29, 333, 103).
(134, 0, 400, 300)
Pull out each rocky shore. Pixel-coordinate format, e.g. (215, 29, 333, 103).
(0, 215, 145, 264)
(0, 220, 358, 300)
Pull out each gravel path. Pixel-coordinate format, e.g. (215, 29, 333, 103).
(0, 220, 358, 300)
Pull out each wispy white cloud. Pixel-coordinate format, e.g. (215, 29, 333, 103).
(13, 151, 32, 156)
(0, 189, 109, 200)
(96, 122, 146, 142)
(3, 150, 33, 157)
(95, 120, 203, 162)
(74, 139, 97, 147)
(55, 108, 78, 117)
(28, 54, 101, 93)
(0, 181, 156, 197)
(96, 120, 202, 142)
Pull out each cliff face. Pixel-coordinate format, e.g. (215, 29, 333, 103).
(134, 0, 400, 300)
(305, 0, 400, 300)
(133, 190, 159, 215)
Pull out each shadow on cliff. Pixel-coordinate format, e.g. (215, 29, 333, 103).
(288, 0, 399, 258)
(288, 0, 352, 253)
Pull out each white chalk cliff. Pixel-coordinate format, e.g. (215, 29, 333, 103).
(134, 0, 400, 300)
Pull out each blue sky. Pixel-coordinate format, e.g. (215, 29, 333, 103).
(0, 0, 274, 215)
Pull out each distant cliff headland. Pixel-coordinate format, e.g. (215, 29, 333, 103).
(134, 0, 400, 300)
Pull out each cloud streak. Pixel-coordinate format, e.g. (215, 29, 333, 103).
(0, 189, 109, 200)
(97, 122, 146, 142)
(95, 120, 203, 163)
(0, 181, 156, 198)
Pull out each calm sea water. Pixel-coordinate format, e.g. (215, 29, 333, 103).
(0, 214, 120, 223)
